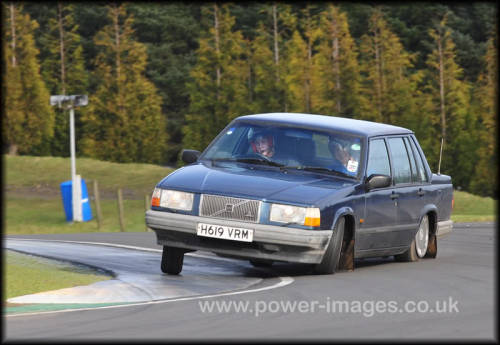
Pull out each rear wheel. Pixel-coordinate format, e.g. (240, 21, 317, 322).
(161, 246, 184, 275)
(314, 217, 345, 275)
(249, 259, 274, 267)
(395, 215, 429, 262)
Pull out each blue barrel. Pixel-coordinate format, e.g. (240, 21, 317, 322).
(80, 179, 92, 221)
(60, 178, 93, 222)
(60, 181, 73, 222)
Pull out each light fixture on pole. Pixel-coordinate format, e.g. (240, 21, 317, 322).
(50, 94, 88, 222)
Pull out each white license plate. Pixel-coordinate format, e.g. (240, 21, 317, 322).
(197, 223, 254, 242)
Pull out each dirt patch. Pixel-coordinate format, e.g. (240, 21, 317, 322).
(5, 185, 60, 200)
(5, 302, 31, 308)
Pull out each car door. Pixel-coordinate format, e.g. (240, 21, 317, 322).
(357, 138, 398, 252)
(386, 136, 421, 247)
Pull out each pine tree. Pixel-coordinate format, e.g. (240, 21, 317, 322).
(470, 31, 497, 196)
(183, 4, 250, 152)
(423, 14, 473, 187)
(284, 4, 321, 113)
(284, 30, 309, 113)
(80, 3, 166, 163)
(311, 5, 361, 116)
(250, 22, 279, 113)
(33, 3, 88, 157)
(3, 3, 54, 155)
(248, 3, 297, 114)
(358, 7, 418, 126)
(128, 3, 201, 164)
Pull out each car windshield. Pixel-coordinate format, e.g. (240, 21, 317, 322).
(200, 122, 363, 179)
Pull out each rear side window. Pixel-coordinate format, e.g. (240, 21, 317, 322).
(366, 139, 391, 177)
(387, 137, 412, 184)
(404, 137, 419, 183)
(409, 137, 429, 183)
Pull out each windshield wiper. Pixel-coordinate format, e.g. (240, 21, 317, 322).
(210, 158, 236, 163)
(284, 166, 355, 179)
(235, 158, 284, 167)
(209, 158, 237, 166)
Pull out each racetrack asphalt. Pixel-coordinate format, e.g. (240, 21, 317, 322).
(3, 222, 496, 341)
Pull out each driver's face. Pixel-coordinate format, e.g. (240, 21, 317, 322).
(254, 136, 273, 157)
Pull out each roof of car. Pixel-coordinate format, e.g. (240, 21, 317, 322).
(236, 113, 413, 137)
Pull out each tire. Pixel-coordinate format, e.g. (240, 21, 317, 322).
(161, 246, 184, 275)
(424, 231, 438, 259)
(249, 259, 274, 267)
(395, 215, 429, 262)
(314, 217, 345, 275)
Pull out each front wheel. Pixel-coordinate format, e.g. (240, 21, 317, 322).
(161, 246, 184, 275)
(314, 217, 345, 275)
(395, 215, 429, 262)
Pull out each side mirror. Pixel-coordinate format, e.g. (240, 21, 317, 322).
(365, 174, 392, 191)
(181, 149, 200, 164)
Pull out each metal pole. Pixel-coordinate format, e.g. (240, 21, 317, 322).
(70, 106, 76, 181)
(70, 106, 82, 221)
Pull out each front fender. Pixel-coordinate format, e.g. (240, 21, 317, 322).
(332, 206, 356, 231)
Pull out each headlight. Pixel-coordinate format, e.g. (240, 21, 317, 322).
(152, 188, 194, 211)
(270, 204, 320, 227)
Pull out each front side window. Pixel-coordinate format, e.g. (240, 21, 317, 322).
(201, 122, 364, 179)
(366, 139, 391, 177)
(387, 137, 412, 184)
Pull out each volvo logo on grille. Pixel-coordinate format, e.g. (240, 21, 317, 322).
(225, 204, 234, 213)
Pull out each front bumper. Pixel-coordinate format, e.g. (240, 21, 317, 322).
(145, 210, 332, 264)
(436, 220, 453, 238)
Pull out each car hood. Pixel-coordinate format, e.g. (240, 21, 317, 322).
(158, 162, 357, 205)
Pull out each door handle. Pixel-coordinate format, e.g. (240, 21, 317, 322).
(417, 188, 425, 197)
(390, 192, 399, 199)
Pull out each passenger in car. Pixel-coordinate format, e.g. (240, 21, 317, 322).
(328, 138, 359, 177)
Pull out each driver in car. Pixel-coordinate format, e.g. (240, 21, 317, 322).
(251, 131, 275, 158)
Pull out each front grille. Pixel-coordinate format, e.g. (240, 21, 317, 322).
(200, 194, 261, 223)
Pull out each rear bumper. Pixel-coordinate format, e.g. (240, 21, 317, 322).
(436, 220, 453, 238)
(145, 210, 332, 264)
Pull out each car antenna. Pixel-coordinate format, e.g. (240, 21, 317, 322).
(437, 137, 444, 175)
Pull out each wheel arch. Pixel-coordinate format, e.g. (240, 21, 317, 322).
(332, 207, 356, 271)
(423, 207, 438, 258)
(420, 205, 438, 236)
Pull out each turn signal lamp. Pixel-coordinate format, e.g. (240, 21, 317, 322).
(151, 188, 161, 207)
(304, 208, 321, 227)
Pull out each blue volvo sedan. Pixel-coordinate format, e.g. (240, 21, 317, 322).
(145, 113, 453, 275)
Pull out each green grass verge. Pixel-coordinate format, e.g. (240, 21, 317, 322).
(5, 197, 150, 235)
(4, 251, 111, 300)
(5, 155, 173, 197)
(451, 190, 496, 223)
